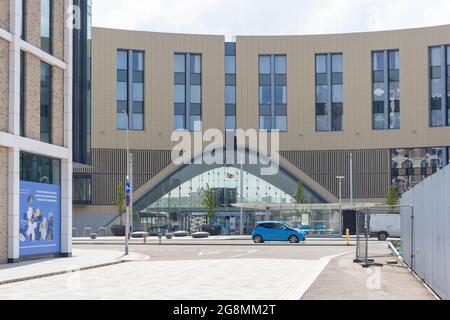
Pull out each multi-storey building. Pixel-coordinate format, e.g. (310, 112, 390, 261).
(0, 0, 78, 263)
(72, 25, 450, 235)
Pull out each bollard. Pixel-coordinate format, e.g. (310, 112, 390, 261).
(346, 229, 350, 245)
(158, 233, 163, 245)
(143, 234, 147, 244)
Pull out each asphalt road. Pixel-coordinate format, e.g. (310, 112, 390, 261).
(74, 243, 354, 261)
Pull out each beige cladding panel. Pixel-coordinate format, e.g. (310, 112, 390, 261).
(236, 25, 450, 151)
(24, 53, 41, 141)
(0, 0, 9, 32)
(92, 28, 225, 150)
(0, 39, 8, 132)
(92, 25, 450, 153)
(0, 148, 7, 263)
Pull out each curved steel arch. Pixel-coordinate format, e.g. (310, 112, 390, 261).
(133, 148, 327, 213)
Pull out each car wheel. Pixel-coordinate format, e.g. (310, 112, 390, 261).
(378, 232, 388, 241)
(253, 235, 263, 244)
(289, 235, 299, 244)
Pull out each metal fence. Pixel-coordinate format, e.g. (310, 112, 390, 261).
(354, 209, 383, 268)
(401, 165, 450, 300)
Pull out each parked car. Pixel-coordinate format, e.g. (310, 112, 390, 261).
(370, 214, 401, 241)
(252, 221, 306, 244)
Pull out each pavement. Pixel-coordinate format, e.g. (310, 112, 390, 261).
(0, 249, 148, 286)
(0, 240, 436, 300)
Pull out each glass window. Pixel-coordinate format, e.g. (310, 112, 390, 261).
(174, 54, 186, 73)
(40, 62, 51, 143)
(316, 85, 328, 103)
(117, 51, 128, 70)
(225, 56, 236, 74)
(275, 86, 287, 104)
(117, 112, 127, 130)
(332, 85, 343, 103)
(275, 56, 286, 74)
(431, 79, 442, 98)
(389, 82, 400, 101)
(174, 85, 185, 103)
(332, 54, 343, 73)
(117, 82, 127, 101)
(40, 0, 51, 53)
(389, 50, 399, 70)
(133, 51, 144, 71)
(20, 153, 61, 185)
(132, 83, 143, 102)
(190, 115, 202, 132)
(191, 55, 201, 73)
(431, 47, 442, 67)
(174, 115, 185, 130)
(373, 52, 384, 71)
(225, 116, 236, 130)
(225, 86, 236, 104)
(447, 46, 450, 65)
(259, 56, 271, 74)
(259, 116, 271, 130)
(316, 55, 327, 74)
(73, 176, 92, 204)
(132, 113, 144, 130)
(190, 85, 201, 103)
(259, 86, 271, 104)
(373, 83, 385, 101)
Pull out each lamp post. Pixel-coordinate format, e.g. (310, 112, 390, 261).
(121, 109, 131, 255)
(336, 176, 345, 237)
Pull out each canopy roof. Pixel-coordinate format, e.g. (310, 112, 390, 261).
(231, 202, 384, 211)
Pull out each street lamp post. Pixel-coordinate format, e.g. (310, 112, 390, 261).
(336, 176, 345, 237)
(121, 109, 131, 255)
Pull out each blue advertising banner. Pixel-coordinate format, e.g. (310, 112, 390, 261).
(19, 181, 61, 257)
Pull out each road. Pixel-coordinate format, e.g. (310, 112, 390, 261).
(0, 242, 435, 300)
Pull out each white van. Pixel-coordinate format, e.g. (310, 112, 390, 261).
(370, 214, 401, 241)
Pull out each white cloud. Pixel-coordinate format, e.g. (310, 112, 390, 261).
(92, 0, 450, 37)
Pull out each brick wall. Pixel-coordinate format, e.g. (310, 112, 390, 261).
(24, 0, 41, 48)
(24, 53, 41, 141)
(52, 67, 64, 146)
(52, 0, 65, 61)
(0, 148, 8, 263)
(0, 0, 9, 32)
(0, 39, 8, 132)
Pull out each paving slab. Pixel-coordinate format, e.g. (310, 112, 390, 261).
(0, 249, 147, 285)
(301, 242, 438, 300)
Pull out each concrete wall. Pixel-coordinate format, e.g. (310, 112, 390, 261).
(401, 165, 450, 300)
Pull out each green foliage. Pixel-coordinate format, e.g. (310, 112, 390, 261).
(116, 181, 126, 225)
(295, 182, 308, 204)
(202, 184, 216, 223)
(385, 184, 400, 206)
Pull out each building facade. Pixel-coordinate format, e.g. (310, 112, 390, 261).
(73, 25, 450, 235)
(0, 0, 74, 263)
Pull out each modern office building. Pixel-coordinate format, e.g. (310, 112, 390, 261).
(0, 0, 76, 263)
(72, 25, 450, 235)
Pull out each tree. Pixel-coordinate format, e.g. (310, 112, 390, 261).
(115, 181, 126, 226)
(295, 182, 308, 204)
(385, 184, 400, 206)
(202, 184, 216, 224)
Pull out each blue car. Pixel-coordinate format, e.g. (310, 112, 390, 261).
(252, 221, 306, 244)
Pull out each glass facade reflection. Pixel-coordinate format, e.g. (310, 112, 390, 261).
(134, 164, 324, 236)
(391, 147, 450, 193)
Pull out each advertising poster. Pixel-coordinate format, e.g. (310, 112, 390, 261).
(19, 181, 61, 257)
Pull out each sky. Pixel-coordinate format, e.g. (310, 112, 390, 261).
(92, 0, 450, 39)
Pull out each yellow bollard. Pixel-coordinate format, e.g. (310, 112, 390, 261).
(346, 229, 350, 245)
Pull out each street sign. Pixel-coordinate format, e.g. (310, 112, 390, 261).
(126, 195, 131, 207)
(125, 181, 131, 195)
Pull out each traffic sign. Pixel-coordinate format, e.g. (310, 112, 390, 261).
(125, 181, 131, 194)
